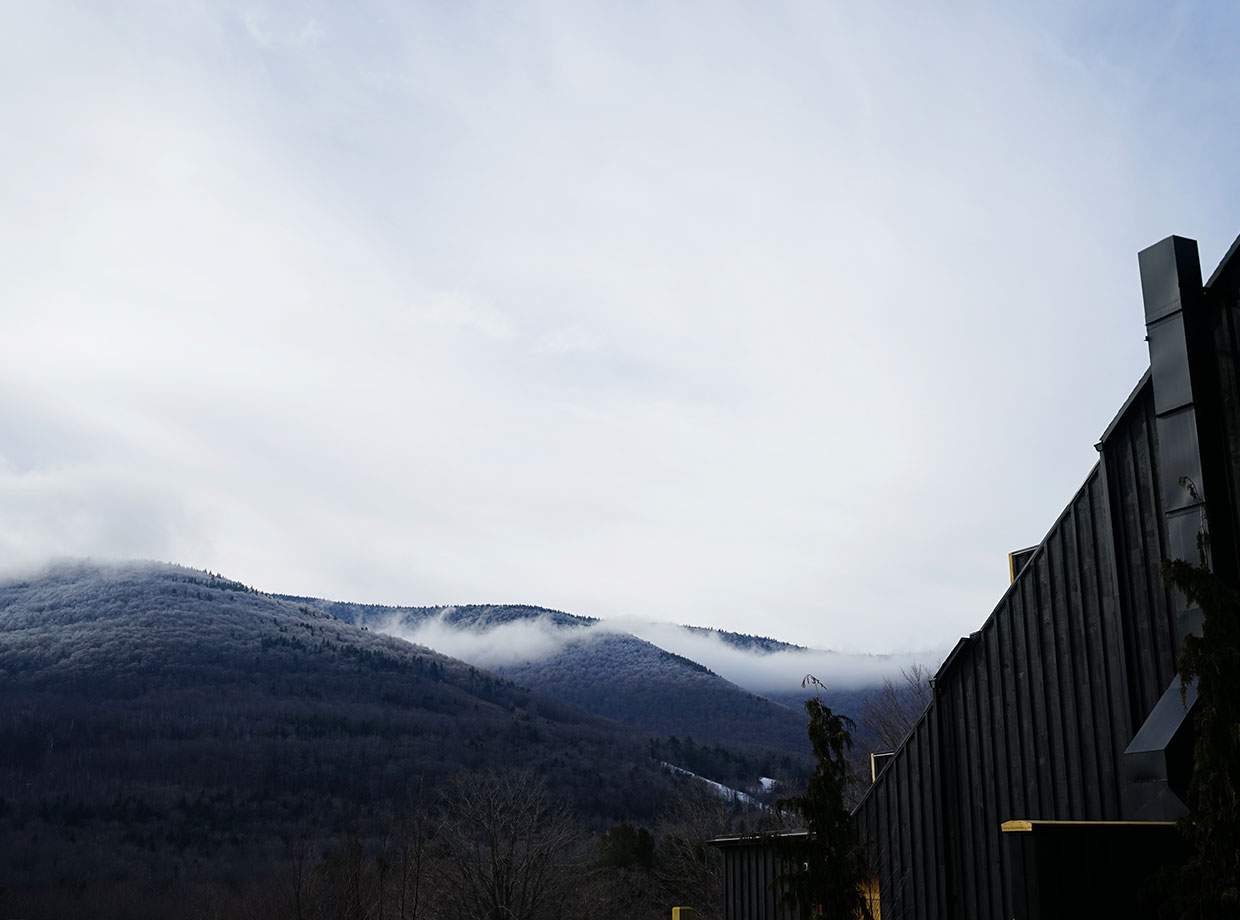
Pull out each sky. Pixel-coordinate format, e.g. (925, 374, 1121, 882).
(3, 1, 1240, 654)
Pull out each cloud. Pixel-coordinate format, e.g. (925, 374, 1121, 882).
(375, 611, 944, 692)
(243, 7, 325, 51)
(618, 620, 947, 693)
(416, 292, 514, 340)
(0, 453, 201, 571)
(377, 611, 610, 669)
(535, 327, 602, 355)
(3, 1, 1240, 654)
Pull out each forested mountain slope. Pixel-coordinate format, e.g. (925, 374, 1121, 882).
(496, 633, 809, 755)
(679, 623, 807, 653)
(0, 562, 685, 894)
(305, 599, 813, 761)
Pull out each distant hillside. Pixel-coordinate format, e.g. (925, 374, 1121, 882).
(310, 600, 813, 766)
(287, 597, 599, 631)
(0, 562, 685, 897)
(496, 634, 809, 757)
(680, 624, 808, 653)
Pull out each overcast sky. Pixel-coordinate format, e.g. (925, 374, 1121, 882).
(3, 1, 1239, 653)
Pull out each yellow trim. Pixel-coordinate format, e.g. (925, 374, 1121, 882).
(863, 875, 881, 920)
(1001, 819, 1177, 833)
(1008, 545, 1039, 583)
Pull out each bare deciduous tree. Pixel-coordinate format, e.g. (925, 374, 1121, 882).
(653, 791, 738, 920)
(389, 789, 442, 920)
(860, 663, 934, 754)
(437, 769, 582, 920)
(284, 822, 321, 920)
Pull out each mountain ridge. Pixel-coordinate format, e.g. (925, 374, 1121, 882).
(1, 561, 696, 889)
(311, 598, 814, 757)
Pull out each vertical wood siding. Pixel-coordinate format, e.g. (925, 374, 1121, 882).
(854, 378, 1181, 920)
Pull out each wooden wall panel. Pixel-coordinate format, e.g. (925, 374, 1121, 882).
(856, 376, 1184, 919)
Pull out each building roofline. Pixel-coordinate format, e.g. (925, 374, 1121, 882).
(709, 830, 808, 847)
(1205, 230, 1240, 289)
(1099, 369, 1154, 444)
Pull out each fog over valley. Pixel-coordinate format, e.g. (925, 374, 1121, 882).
(377, 607, 945, 695)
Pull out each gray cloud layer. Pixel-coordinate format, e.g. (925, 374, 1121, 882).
(4, 2, 1240, 652)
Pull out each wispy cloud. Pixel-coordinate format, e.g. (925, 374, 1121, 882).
(379, 610, 606, 668)
(375, 611, 943, 692)
(243, 7, 326, 51)
(535, 327, 602, 355)
(416, 292, 514, 340)
(619, 620, 945, 693)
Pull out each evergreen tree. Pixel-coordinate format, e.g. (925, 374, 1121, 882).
(773, 676, 874, 920)
(1162, 523, 1240, 918)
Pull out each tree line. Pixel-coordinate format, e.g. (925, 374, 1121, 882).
(1, 769, 767, 920)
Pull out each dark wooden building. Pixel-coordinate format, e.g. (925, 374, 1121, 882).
(710, 832, 804, 920)
(852, 233, 1240, 919)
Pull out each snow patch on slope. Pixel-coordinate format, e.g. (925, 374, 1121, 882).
(661, 762, 764, 808)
